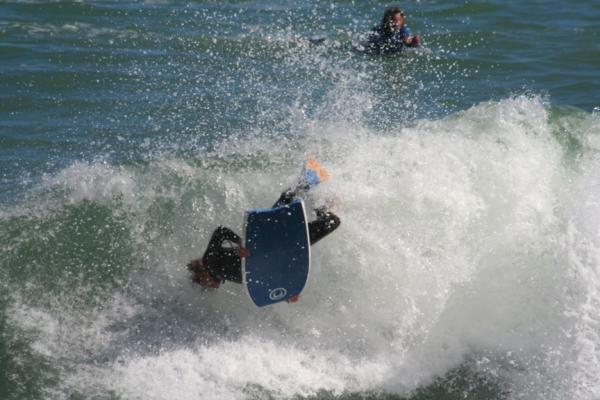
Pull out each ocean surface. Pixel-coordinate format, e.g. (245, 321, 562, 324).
(1, 1, 600, 399)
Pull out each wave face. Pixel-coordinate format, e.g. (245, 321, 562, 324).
(3, 96, 600, 400)
(2, 1, 600, 399)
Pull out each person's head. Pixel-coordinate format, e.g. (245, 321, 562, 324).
(380, 6, 405, 36)
(187, 259, 221, 289)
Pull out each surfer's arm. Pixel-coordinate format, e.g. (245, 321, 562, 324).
(272, 189, 296, 208)
(399, 26, 420, 46)
(308, 208, 341, 245)
(203, 226, 242, 261)
(216, 226, 242, 245)
(406, 34, 420, 46)
(208, 226, 250, 258)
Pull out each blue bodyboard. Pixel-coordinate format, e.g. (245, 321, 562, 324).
(243, 200, 310, 307)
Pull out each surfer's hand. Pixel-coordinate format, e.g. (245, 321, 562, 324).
(286, 294, 300, 303)
(235, 246, 250, 258)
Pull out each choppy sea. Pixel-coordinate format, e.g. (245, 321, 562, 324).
(1, 1, 600, 399)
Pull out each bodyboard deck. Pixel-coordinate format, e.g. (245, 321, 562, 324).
(242, 200, 311, 307)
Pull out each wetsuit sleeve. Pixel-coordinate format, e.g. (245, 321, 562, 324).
(272, 190, 340, 244)
(308, 208, 341, 245)
(216, 226, 242, 244)
(272, 189, 296, 208)
(202, 226, 241, 264)
(201, 226, 244, 283)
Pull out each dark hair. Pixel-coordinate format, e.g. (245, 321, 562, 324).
(187, 258, 204, 274)
(379, 6, 404, 38)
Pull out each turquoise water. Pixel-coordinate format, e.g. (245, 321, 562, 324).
(1, 1, 600, 399)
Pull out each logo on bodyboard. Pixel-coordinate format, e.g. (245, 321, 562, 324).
(269, 287, 288, 301)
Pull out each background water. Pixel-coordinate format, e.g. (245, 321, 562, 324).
(1, 1, 600, 399)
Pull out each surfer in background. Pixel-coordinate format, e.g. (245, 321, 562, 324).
(187, 189, 340, 301)
(366, 6, 421, 54)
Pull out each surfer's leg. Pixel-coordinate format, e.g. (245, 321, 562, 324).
(308, 208, 340, 245)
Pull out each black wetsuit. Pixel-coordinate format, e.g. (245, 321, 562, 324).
(366, 25, 418, 54)
(202, 190, 341, 284)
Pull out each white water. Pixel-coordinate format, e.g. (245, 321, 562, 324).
(6, 96, 600, 399)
